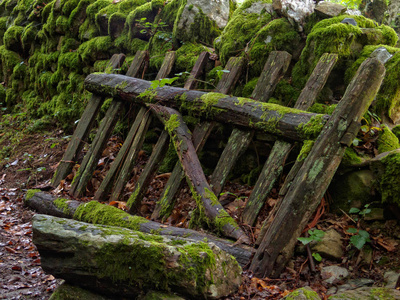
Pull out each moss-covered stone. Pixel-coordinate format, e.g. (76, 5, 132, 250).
(215, 0, 273, 66)
(24, 189, 40, 202)
(374, 152, 400, 205)
(175, 42, 208, 72)
(292, 15, 397, 89)
(377, 125, 400, 154)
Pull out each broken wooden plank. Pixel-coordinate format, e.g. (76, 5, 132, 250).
(126, 50, 148, 78)
(94, 108, 147, 201)
(184, 51, 210, 90)
(153, 57, 244, 220)
(84, 74, 329, 141)
(242, 53, 338, 226)
(249, 58, 385, 278)
(149, 105, 250, 243)
(70, 100, 122, 198)
(151, 122, 214, 220)
(210, 51, 292, 196)
(51, 54, 126, 187)
(25, 191, 254, 267)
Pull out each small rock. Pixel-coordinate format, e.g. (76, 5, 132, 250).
(312, 228, 344, 260)
(140, 291, 185, 300)
(384, 270, 400, 289)
(335, 278, 374, 294)
(244, 2, 273, 14)
(345, 9, 362, 16)
(314, 2, 346, 18)
(329, 287, 400, 299)
(283, 287, 320, 300)
(321, 266, 349, 284)
(370, 47, 393, 65)
(341, 18, 357, 26)
(49, 283, 110, 300)
(364, 208, 385, 221)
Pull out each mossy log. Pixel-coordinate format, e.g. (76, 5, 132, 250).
(32, 214, 242, 299)
(24, 191, 254, 267)
(83, 74, 330, 142)
(148, 105, 250, 244)
(249, 58, 386, 278)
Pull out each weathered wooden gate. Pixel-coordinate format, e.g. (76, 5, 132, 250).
(50, 49, 385, 277)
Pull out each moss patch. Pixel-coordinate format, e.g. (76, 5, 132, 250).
(377, 152, 400, 205)
(377, 125, 400, 154)
(73, 200, 149, 231)
(25, 189, 40, 202)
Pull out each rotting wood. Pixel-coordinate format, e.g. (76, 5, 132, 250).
(51, 53, 126, 187)
(110, 110, 152, 202)
(129, 53, 209, 217)
(210, 51, 292, 196)
(184, 52, 210, 90)
(126, 50, 148, 78)
(108, 51, 177, 201)
(70, 100, 122, 198)
(127, 130, 170, 213)
(249, 58, 385, 278)
(25, 192, 254, 266)
(148, 105, 250, 244)
(84, 74, 330, 141)
(94, 51, 176, 201)
(32, 214, 242, 299)
(242, 53, 338, 227)
(94, 108, 147, 201)
(152, 57, 244, 221)
(151, 122, 214, 220)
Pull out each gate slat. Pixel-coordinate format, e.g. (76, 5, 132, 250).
(210, 51, 292, 197)
(51, 54, 126, 187)
(151, 57, 244, 221)
(243, 53, 338, 226)
(250, 57, 385, 278)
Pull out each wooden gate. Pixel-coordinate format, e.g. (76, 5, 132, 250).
(50, 49, 385, 277)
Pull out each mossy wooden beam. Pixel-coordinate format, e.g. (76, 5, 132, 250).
(249, 58, 385, 278)
(148, 105, 250, 244)
(84, 74, 330, 141)
(151, 122, 214, 220)
(153, 56, 243, 221)
(51, 53, 126, 187)
(243, 53, 338, 227)
(210, 51, 292, 197)
(25, 191, 254, 267)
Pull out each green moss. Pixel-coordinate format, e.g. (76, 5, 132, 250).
(297, 140, 315, 162)
(58, 52, 81, 70)
(54, 198, 71, 215)
(241, 77, 258, 98)
(187, 92, 227, 118)
(174, 4, 220, 45)
(272, 79, 301, 107)
(392, 125, 400, 140)
(376, 152, 400, 205)
(175, 42, 208, 72)
(296, 114, 326, 140)
(25, 189, 40, 201)
(77, 36, 115, 63)
(247, 18, 300, 76)
(215, 0, 273, 66)
(126, 184, 141, 210)
(341, 147, 363, 166)
(3, 25, 23, 52)
(73, 200, 149, 230)
(308, 103, 337, 115)
(159, 142, 178, 173)
(0, 45, 21, 83)
(292, 15, 397, 88)
(377, 125, 400, 154)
